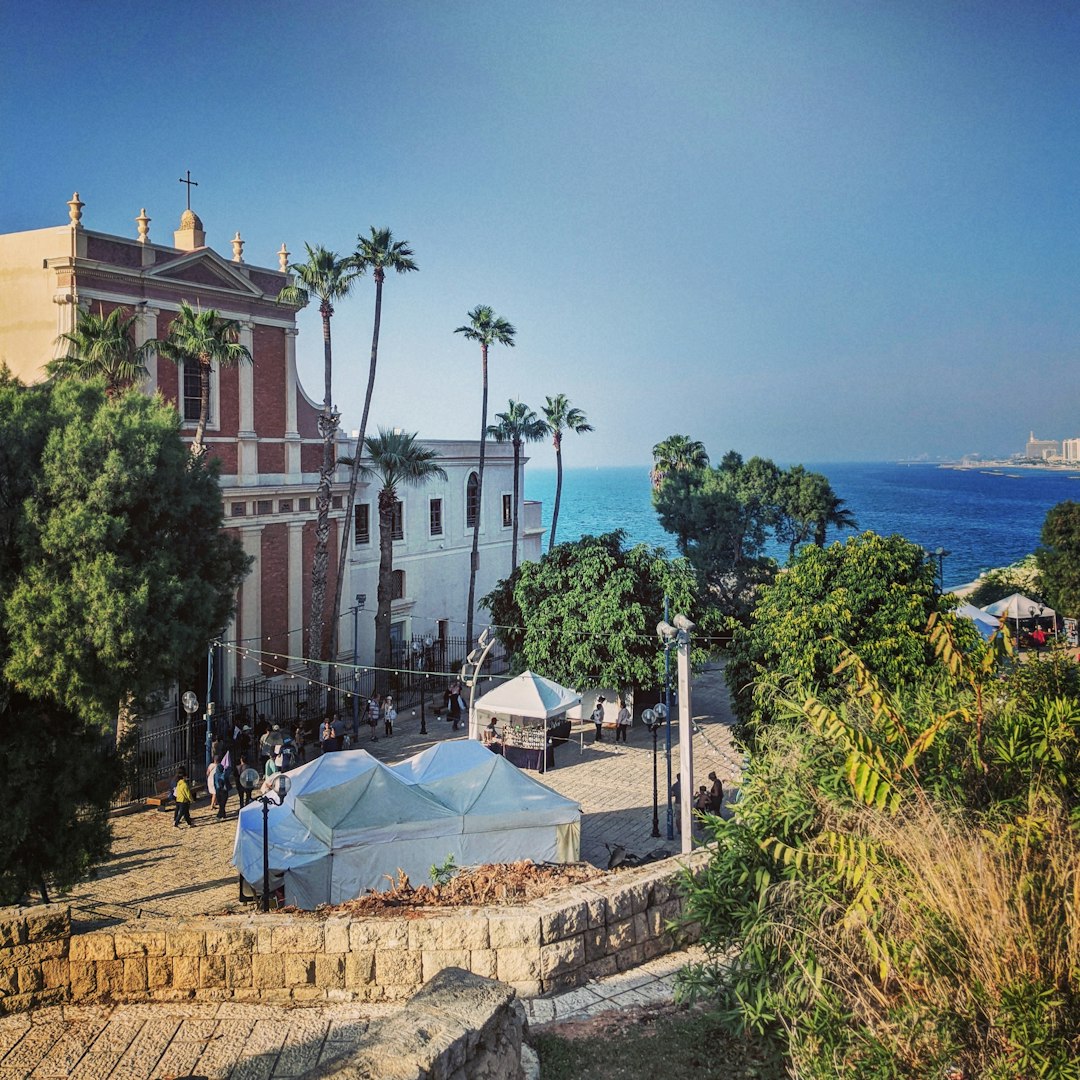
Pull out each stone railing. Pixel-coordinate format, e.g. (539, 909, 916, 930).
(0, 850, 709, 1013)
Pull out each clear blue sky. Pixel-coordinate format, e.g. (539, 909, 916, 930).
(3, 1, 1079, 466)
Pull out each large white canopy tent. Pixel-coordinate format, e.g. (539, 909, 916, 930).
(955, 602, 1001, 640)
(232, 741, 580, 909)
(469, 670, 581, 739)
(981, 593, 1054, 620)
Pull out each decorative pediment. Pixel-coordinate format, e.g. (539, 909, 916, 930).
(147, 248, 266, 298)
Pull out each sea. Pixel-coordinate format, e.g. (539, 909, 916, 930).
(524, 462, 1080, 591)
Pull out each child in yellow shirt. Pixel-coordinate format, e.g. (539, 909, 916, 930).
(174, 768, 195, 828)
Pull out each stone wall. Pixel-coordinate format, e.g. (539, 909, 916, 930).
(0, 851, 708, 1014)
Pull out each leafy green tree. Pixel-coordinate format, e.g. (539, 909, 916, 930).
(1037, 501, 1080, 617)
(488, 400, 548, 573)
(965, 554, 1043, 608)
(49, 304, 150, 398)
(361, 429, 446, 689)
(650, 433, 709, 490)
(277, 246, 359, 671)
(482, 531, 708, 693)
(725, 532, 948, 732)
(0, 374, 250, 901)
(773, 465, 858, 558)
(455, 305, 516, 647)
(330, 228, 417, 665)
(150, 301, 251, 456)
(541, 393, 593, 551)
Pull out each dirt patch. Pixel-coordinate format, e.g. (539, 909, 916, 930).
(534, 1000, 706, 1040)
(277, 860, 607, 918)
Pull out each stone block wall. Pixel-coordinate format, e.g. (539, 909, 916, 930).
(0, 850, 709, 1013)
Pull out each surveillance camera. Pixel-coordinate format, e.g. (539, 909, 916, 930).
(673, 613, 696, 632)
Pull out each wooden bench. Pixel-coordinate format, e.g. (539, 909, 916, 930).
(145, 779, 174, 807)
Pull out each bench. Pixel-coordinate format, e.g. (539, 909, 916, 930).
(146, 779, 173, 807)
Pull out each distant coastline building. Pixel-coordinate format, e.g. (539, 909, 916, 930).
(1025, 431, 1061, 461)
(1063, 438, 1080, 463)
(0, 193, 541, 709)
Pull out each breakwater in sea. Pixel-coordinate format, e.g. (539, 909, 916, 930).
(524, 462, 1080, 589)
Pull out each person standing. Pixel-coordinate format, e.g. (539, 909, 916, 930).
(615, 696, 630, 744)
(591, 696, 605, 743)
(173, 768, 195, 829)
(708, 770, 724, 813)
(213, 757, 231, 820)
(320, 717, 336, 754)
(382, 695, 396, 737)
(236, 752, 254, 808)
(206, 757, 219, 812)
(366, 696, 380, 741)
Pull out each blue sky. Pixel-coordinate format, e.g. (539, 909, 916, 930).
(3, 1, 1079, 466)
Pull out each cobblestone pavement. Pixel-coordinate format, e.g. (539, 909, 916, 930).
(62, 662, 740, 927)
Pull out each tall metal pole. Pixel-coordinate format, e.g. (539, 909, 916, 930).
(651, 722, 660, 837)
(663, 596, 674, 841)
(261, 796, 271, 912)
(204, 642, 214, 768)
(675, 616, 695, 853)
(351, 597, 360, 738)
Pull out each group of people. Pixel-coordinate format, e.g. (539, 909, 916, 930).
(589, 695, 632, 743)
(668, 770, 725, 832)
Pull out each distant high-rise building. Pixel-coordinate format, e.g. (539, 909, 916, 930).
(1025, 431, 1061, 460)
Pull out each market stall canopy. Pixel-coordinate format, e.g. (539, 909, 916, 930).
(472, 670, 581, 720)
(981, 593, 1055, 620)
(955, 602, 1000, 640)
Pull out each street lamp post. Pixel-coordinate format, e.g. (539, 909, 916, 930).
(657, 614, 695, 854)
(351, 594, 366, 742)
(242, 769, 291, 913)
(641, 703, 667, 838)
(662, 596, 674, 841)
(934, 547, 949, 593)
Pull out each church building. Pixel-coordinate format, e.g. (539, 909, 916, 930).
(0, 192, 542, 708)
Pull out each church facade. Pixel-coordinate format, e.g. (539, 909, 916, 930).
(0, 193, 542, 706)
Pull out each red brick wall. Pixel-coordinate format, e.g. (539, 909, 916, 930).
(260, 524, 289, 676)
(253, 325, 285, 437)
(85, 235, 143, 268)
(301, 443, 324, 472)
(258, 441, 286, 473)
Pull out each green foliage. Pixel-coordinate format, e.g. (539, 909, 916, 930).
(0, 374, 250, 901)
(965, 553, 1043, 607)
(481, 531, 712, 692)
(1038, 502, 1080, 618)
(48, 304, 150, 396)
(681, 618, 1080, 1077)
(429, 854, 458, 886)
(725, 532, 952, 733)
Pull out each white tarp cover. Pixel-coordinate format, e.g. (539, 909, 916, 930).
(982, 593, 1055, 620)
(472, 670, 581, 720)
(232, 742, 581, 909)
(955, 602, 1001, 639)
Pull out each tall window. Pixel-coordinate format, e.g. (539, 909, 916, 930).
(391, 500, 404, 541)
(354, 504, 370, 545)
(466, 472, 480, 529)
(392, 569, 405, 600)
(182, 362, 203, 423)
(502, 493, 513, 527)
(429, 497, 443, 537)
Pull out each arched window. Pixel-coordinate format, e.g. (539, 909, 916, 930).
(392, 569, 405, 600)
(466, 472, 480, 528)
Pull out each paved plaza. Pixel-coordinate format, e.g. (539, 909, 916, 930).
(1, 665, 739, 1078)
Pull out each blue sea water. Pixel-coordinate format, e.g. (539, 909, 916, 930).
(524, 463, 1080, 590)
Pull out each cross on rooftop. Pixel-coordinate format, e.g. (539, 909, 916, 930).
(178, 170, 198, 210)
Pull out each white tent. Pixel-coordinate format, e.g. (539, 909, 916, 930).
(982, 593, 1054, 620)
(232, 742, 580, 909)
(955, 602, 1001, 640)
(470, 670, 581, 736)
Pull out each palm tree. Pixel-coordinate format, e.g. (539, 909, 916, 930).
(360, 429, 446, 692)
(487, 400, 548, 573)
(277, 245, 360, 670)
(542, 393, 593, 551)
(329, 228, 417, 667)
(50, 304, 150, 398)
(150, 301, 251, 455)
(455, 305, 516, 647)
(813, 491, 858, 547)
(650, 434, 709, 490)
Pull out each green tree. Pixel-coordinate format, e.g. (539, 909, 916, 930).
(1037, 501, 1080, 617)
(278, 246, 360, 673)
(773, 465, 858, 558)
(150, 301, 251, 456)
(455, 305, 516, 648)
(542, 393, 593, 551)
(488, 400, 548, 573)
(49, 304, 150, 398)
(482, 531, 707, 693)
(725, 532, 948, 733)
(650, 433, 709, 490)
(0, 374, 250, 901)
(330, 228, 417, 666)
(360, 430, 446, 690)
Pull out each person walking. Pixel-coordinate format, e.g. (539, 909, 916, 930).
(173, 768, 195, 828)
(206, 757, 219, 812)
(236, 752, 254, 808)
(615, 695, 631, 744)
(213, 756, 231, 820)
(591, 696, 605, 743)
(366, 695, 381, 741)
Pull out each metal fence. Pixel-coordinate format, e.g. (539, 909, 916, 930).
(117, 635, 510, 807)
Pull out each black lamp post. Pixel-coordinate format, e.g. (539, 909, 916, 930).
(641, 703, 667, 838)
(242, 770, 291, 912)
(934, 547, 949, 593)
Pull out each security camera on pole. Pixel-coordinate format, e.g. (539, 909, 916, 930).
(657, 614, 695, 853)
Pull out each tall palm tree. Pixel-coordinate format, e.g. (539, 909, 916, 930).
(542, 393, 593, 551)
(487, 400, 547, 574)
(650, 434, 709, 490)
(50, 304, 150, 398)
(813, 491, 858, 547)
(150, 301, 251, 456)
(277, 245, 360, 671)
(360, 429, 446, 692)
(329, 228, 417, 666)
(455, 305, 516, 647)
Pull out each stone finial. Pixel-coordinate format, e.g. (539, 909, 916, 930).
(68, 192, 84, 227)
(277, 243, 290, 272)
(231, 231, 245, 263)
(136, 208, 151, 244)
(173, 207, 206, 251)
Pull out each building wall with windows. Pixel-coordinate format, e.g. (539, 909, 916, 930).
(0, 195, 535, 705)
